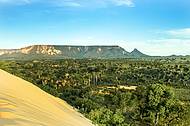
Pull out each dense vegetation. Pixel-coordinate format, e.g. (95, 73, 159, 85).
(0, 59, 190, 125)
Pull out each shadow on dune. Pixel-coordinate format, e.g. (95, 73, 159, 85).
(0, 104, 46, 126)
(0, 118, 47, 126)
(0, 118, 18, 126)
(0, 107, 46, 126)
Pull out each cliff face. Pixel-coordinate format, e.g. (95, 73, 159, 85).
(0, 45, 148, 60)
(0, 45, 62, 55)
(20, 45, 62, 55)
(0, 49, 20, 55)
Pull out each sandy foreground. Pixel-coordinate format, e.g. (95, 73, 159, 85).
(0, 69, 94, 126)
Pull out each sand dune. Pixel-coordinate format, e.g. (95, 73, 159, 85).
(0, 69, 94, 126)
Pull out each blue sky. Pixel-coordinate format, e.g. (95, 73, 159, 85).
(0, 0, 190, 56)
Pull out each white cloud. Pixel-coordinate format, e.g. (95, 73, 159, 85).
(0, 0, 30, 4)
(0, 0, 134, 7)
(166, 28, 190, 39)
(52, 1, 81, 7)
(132, 28, 190, 56)
(138, 39, 190, 56)
(64, 2, 81, 7)
(111, 0, 134, 7)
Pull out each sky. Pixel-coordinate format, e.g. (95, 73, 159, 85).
(0, 0, 190, 56)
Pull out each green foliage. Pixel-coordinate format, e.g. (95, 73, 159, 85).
(0, 59, 190, 126)
(134, 84, 187, 126)
(88, 107, 113, 125)
(88, 108, 126, 126)
(112, 109, 125, 125)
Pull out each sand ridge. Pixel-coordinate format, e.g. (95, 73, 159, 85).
(0, 69, 94, 126)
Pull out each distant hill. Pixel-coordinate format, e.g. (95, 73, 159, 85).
(0, 45, 149, 60)
(129, 48, 148, 57)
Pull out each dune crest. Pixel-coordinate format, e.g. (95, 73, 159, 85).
(0, 69, 94, 126)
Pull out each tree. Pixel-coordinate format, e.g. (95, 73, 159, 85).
(112, 109, 125, 125)
(88, 107, 113, 126)
(134, 84, 187, 126)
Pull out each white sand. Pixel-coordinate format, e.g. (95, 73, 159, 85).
(0, 69, 94, 126)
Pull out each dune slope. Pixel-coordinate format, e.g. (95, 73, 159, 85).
(0, 69, 94, 126)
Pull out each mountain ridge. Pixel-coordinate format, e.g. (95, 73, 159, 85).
(0, 45, 148, 60)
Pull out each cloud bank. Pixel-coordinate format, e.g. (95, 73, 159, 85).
(166, 28, 190, 39)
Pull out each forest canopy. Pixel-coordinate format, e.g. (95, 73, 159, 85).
(0, 59, 190, 125)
